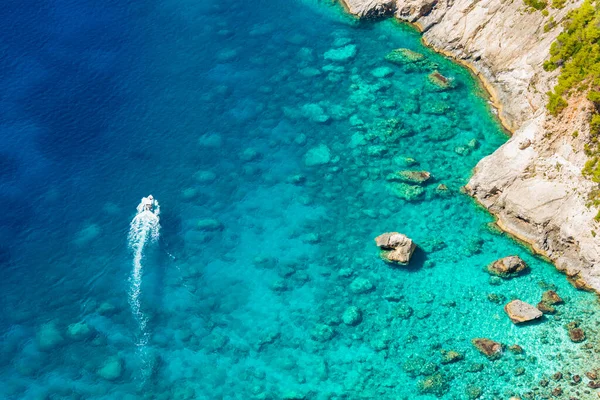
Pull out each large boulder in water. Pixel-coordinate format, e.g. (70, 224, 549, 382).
(486, 256, 528, 278)
(375, 232, 416, 265)
(504, 300, 543, 324)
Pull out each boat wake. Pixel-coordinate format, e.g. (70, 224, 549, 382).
(127, 198, 160, 382)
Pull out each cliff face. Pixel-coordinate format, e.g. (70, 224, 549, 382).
(342, 0, 600, 292)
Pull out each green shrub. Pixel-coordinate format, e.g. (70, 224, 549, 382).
(552, 0, 566, 8)
(591, 114, 600, 133)
(583, 156, 600, 182)
(588, 90, 600, 103)
(544, 16, 556, 31)
(547, 91, 568, 115)
(524, 0, 548, 10)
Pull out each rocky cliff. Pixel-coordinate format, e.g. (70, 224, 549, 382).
(341, 0, 600, 292)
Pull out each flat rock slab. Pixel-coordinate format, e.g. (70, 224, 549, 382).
(504, 300, 542, 324)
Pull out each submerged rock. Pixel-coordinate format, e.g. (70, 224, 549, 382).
(487, 293, 506, 304)
(349, 277, 374, 294)
(281, 391, 306, 400)
(509, 344, 524, 354)
(536, 301, 556, 314)
(97, 357, 123, 381)
(194, 170, 217, 183)
(394, 303, 414, 319)
(541, 290, 563, 305)
(466, 363, 485, 373)
(417, 372, 449, 397)
(371, 66, 395, 78)
(504, 300, 543, 324)
(333, 37, 353, 47)
(536, 290, 563, 314)
(403, 356, 438, 378)
(403, 356, 426, 377)
(388, 182, 425, 201)
(567, 322, 586, 343)
(37, 322, 65, 351)
(375, 232, 416, 265)
(323, 44, 357, 63)
(66, 322, 93, 341)
(97, 302, 117, 316)
(427, 71, 454, 90)
(270, 279, 289, 292)
(385, 48, 425, 65)
(197, 219, 224, 232)
(342, 306, 362, 326)
(393, 155, 419, 167)
(73, 223, 101, 247)
(383, 286, 404, 301)
(395, 170, 431, 184)
(486, 256, 528, 278)
(197, 133, 223, 148)
(304, 144, 331, 166)
(441, 349, 463, 364)
(311, 324, 335, 342)
(465, 385, 483, 399)
(301, 103, 330, 123)
(240, 147, 261, 162)
(471, 338, 503, 360)
(299, 67, 321, 78)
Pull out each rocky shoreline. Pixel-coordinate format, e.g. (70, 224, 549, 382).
(341, 0, 600, 293)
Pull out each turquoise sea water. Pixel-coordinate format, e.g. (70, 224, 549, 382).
(2, 0, 600, 399)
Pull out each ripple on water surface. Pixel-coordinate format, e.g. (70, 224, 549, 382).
(1, 0, 600, 399)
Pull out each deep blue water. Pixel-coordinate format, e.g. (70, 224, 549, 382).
(1, 0, 600, 399)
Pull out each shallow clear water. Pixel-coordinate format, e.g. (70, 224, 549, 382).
(1, 0, 600, 399)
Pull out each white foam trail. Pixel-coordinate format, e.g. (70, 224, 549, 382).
(128, 209, 160, 346)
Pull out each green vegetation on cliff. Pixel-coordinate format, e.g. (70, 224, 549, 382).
(522, 0, 565, 12)
(543, 0, 600, 115)
(524, 0, 548, 10)
(543, 0, 600, 185)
